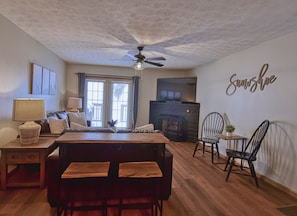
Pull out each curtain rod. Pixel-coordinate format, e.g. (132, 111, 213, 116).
(76, 73, 139, 80)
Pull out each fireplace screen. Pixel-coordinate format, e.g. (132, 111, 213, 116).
(160, 115, 186, 141)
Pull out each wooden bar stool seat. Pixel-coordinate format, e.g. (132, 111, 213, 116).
(60, 161, 110, 216)
(118, 161, 163, 216)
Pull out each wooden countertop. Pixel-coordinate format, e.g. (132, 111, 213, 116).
(55, 132, 170, 145)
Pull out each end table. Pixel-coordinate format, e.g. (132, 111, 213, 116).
(0, 137, 57, 190)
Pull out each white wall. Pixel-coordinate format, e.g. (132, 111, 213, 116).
(191, 31, 297, 193)
(0, 14, 66, 146)
(66, 64, 191, 126)
(3, 8, 295, 194)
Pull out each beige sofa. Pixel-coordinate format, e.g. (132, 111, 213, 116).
(37, 111, 127, 135)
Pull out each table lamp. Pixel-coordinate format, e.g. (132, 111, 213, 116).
(67, 97, 82, 112)
(12, 98, 46, 145)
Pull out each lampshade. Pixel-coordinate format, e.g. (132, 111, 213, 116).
(67, 97, 82, 112)
(13, 98, 46, 145)
(133, 61, 144, 70)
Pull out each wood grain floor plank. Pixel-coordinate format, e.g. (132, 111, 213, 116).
(0, 140, 297, 215)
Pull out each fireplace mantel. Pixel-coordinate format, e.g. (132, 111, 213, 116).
(149, 101, 200, 142)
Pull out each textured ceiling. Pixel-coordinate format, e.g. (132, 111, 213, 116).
(1, 0, 297, 70)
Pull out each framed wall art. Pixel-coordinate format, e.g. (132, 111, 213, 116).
(32, 63, 42, 94)
(49, 70, 56, 95)
(31, 63, 56, 95)
(42, 67, 50, 95)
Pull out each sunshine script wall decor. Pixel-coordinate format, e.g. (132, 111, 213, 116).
(226, 64, 277, 96)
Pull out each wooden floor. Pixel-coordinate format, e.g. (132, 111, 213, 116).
(1, 141, 297, 216)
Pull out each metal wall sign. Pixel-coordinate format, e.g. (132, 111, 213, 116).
(226, 64, 277, 96)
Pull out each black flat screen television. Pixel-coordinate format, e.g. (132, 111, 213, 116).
(156, 77, 197, 102)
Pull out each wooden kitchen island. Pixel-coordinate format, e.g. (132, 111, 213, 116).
(54, 132, 170, 215)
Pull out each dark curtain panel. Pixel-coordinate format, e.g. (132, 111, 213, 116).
(77, 73, 86, 111)
(132, 76, 140, 129)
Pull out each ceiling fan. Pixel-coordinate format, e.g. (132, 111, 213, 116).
(127, 46, 166, 70)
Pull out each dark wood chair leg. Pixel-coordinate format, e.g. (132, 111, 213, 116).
(193, 143, 198, 157)
(224, 156, 231, 171)
(226, 158, 235, 182)
(249, 161, 259, 187)
(202, 141, 205, 154)
(211, 144, 214, 163)
(216, 143, 220, 159)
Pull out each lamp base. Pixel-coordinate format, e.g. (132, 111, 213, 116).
(19, 121, 41, 145)
(69, 108, 79, 113)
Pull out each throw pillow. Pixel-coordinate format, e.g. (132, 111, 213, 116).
(49, 118, 68, 134)
(56, 111, 70, 128)
(70, 122, 88, 130)
(68, 112, 88, 127)
(133, 123, 155, 132)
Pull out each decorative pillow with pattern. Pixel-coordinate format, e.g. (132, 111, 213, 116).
(132, 124, 156, 133)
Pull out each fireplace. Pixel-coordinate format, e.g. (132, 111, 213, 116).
(160, 114, 186, 141)
(149, 101, 200, 142)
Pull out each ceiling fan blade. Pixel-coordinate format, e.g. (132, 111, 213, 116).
(146, 56, 166, 61)
(144, 60, 164, 67)
(125, 53, 137, 60)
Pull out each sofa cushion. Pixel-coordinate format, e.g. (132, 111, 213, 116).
(37, 111, 63, 134)
(63, 127, 115, 133)
(49, 118, 68, 134)
(70, 122, 88, 130)
(68, 112, 88, 127)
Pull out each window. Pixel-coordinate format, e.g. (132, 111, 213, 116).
(85, 77, 132, 128)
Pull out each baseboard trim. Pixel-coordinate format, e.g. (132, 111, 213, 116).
(221, 153, 297, 199)
(259, 174, 297, 199)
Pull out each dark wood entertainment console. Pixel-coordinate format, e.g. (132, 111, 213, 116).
(149, 101, 200, 142)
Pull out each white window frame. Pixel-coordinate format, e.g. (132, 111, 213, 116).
(84, 77, 132, 129)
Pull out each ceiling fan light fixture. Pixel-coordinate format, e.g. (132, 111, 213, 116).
(133, 61, 144, 70)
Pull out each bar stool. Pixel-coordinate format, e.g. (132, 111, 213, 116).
(118, 161, 163, 216)
(60, 161, 110, 216)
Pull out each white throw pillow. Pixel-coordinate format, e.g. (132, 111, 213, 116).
(70, 122, 88, 130)
(134, 124, 154, 132)
(49, 118, 68, 134)
(68, 112, 88, 127)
